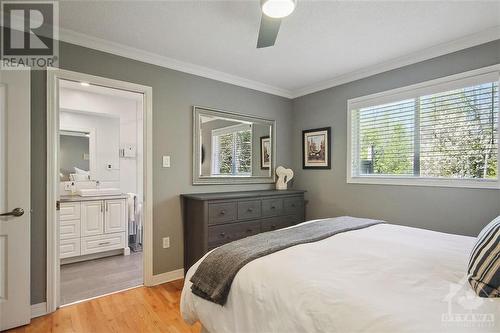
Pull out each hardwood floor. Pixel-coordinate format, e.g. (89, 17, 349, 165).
(7, 280, 201, 333)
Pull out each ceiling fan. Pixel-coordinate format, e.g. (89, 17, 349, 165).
(257, 0, 297, 48)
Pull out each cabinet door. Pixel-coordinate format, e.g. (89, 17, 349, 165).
(81, 201, 104, 236)
(104, 199, 127, 234)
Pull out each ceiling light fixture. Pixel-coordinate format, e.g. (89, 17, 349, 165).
(261, 0, 297, 19)
(80, 82, 90, 87)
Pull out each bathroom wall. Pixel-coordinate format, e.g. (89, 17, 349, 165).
(60, 110, 120, 182)
(59, 88, 142, 196)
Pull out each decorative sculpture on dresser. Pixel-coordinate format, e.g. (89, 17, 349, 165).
(276, 166, 294, 190)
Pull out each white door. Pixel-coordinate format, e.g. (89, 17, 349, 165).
(104, 199, 127, 234)
(0, 69, 31, 330)
(81, 201, 104, 236)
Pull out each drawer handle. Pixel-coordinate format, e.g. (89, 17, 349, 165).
(271, 206, 276, 209)
(247, 208, 253, 212)
(98, 241, 111, 246)
(220, 210, 226, 215)
(219, 232, 226, 237)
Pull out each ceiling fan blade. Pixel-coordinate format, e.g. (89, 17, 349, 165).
(256, 14, 281, 48)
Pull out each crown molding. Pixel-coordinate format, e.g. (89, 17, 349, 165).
(58, 28, 294, 99)
(58, 26, 499, 100)
(291, 26, 500, 98)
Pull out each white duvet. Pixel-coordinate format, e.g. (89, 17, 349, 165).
(181, 220, 500, 333)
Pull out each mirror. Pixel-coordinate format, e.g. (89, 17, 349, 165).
(59, 130, 90, 181)
(193, 106, 276, 184)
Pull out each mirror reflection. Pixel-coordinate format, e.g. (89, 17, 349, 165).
(60, 130, 90, 181)
(194, 107, 275, 184)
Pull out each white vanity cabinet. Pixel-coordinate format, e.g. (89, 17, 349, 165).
(59, 196, 128, 260)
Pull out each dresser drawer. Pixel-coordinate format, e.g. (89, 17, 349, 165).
(262, 198, 283, 217)
(261, 216, 294, 232)
(208, 202, 237, 225)
(81, 232, 126, 255)
(60, 202, 81, 221)
(237, 200, 261, 220)
(60, 238, 81, 259)
(60, 219, 81, 240)
(208, 220, 261, 245)
(283, 196, 304, 215)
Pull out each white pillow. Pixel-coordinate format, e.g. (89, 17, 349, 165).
(74, 167, 89, 176)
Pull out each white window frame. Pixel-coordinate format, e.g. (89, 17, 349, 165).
(347, 64, 500, 189)
(211, 123, 253, 176)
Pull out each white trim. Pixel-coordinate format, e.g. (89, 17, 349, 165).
(292, 26, 500, 98)
(346, 65, 500, 189)
(46, 68, 154, 314)
(31, 302, 47, 319)
(58, 25, 500, 100)
(149, 269, 185, 286)
(58, 28, 293, 98)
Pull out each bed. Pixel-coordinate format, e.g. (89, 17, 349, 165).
(181, 218, 499, 333)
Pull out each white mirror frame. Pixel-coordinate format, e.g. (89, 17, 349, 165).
(193, 106, 277, 185)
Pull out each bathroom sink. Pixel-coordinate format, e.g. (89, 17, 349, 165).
(77, 188, 121, 197)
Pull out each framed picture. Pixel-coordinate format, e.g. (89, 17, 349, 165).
(302, 127, 331, 169)
(260, 136, 271, 169)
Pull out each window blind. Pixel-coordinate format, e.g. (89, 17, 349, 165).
(350, 76, 499, 183)
(212, 124, 252, 175)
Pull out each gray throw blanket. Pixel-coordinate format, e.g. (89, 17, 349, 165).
(190, 216, 384, 305)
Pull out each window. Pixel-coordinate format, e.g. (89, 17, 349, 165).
(212, 123, 252, 176)
(348, 67, 500, 188)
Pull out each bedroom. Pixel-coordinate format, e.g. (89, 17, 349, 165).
(0, 0, 499, 332)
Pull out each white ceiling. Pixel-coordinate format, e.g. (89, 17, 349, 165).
(58, 0, 500, 98)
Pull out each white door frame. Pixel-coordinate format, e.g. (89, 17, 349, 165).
(46, 68, 153, 313)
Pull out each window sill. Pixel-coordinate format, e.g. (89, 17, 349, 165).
(347, 176, 500, 189)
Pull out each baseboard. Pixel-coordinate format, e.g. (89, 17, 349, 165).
(31, 302, 47, 318)
(150, 268, 184, 286)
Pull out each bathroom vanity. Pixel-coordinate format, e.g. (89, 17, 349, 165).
(59, 194, 129, 262)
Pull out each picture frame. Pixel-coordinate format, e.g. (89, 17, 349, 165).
(302, 127, 331, 169)
(260, 136, 271, 169)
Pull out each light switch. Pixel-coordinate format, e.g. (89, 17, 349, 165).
(162, 155, 171, 168)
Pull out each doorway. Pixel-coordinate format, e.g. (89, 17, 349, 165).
(47, 69, 153, 312)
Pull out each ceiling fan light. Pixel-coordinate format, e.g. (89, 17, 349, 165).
(261, 0, 296, 19)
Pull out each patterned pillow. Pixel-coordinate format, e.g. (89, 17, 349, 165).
(468, 216, 500, 297)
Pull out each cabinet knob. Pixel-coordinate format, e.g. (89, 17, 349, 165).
(220, 232, 226, 237)
(291, 203, 296, 207)
(247, 208, 253, 212)
(271, 206, 276, 209)
(246, 229, 252, 233)
(220, 210, 226, 215)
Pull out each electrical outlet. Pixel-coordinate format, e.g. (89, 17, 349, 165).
(162, 237, 170, 249)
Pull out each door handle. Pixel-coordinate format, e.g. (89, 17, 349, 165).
(0, 208, 24, 217)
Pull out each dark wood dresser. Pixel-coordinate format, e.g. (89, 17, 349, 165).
(181, 190, 306, 273)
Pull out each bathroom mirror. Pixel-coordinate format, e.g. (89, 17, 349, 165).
(193, 106, 276, 185)
(59, 129, 92, 181)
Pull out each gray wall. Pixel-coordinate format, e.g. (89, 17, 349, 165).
(292, 40, 500, 238)
(31, 41, 293, 304)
